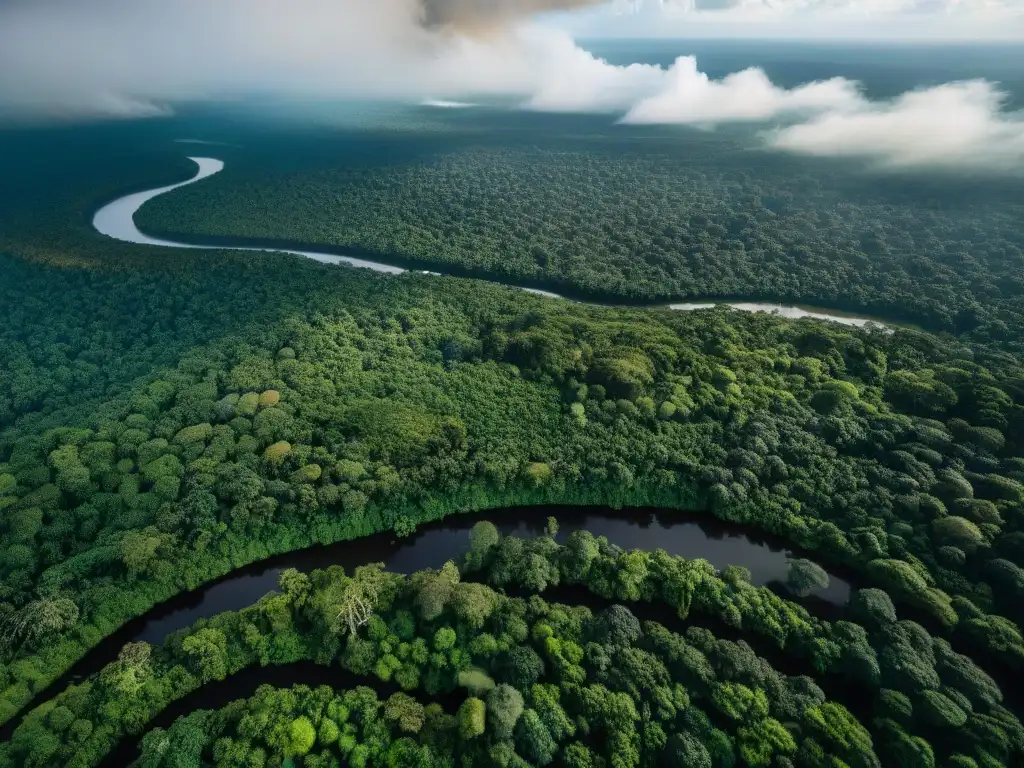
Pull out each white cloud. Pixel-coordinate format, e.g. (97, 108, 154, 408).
(0, 0, 602, 121)
(521, 31, 665, 112)
(622, 56, 864, 125)
(1, 0, 1022, 173)
(0, 0, 419, 119)
(503, 39, 1024, 172)
(769, 80, 1024, 170)
(421, 99, 477, 108)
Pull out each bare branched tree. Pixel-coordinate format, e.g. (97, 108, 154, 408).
(333, 563, 385, 637)
(0, 597, 79, 649)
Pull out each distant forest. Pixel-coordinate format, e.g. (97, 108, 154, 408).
(132, 113, 1024, 350)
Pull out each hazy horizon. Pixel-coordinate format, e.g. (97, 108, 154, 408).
(1, 1, 1023, 173)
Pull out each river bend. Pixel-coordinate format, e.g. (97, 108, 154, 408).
(0, 507, 851, 743)
(93, 157, 887, 327)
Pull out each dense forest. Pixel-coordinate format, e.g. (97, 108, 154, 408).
(8, 526, 1022, 767)
(130, 115, 1024, 348)
(0, 110, 1023, 766)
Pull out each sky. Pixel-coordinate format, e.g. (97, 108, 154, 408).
(558, 0, 1024, 40)
(0, 0, 1022, 172)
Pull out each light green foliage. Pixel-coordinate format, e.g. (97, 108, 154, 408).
(318, 717, 340, 745)
(0, 597, 79, 649)
(6, 507, 42, 542)
(173, 423, 213, 445)
(334, 459, 366, 484)
(414, 562, 460, 622)
(802, 702, 877, 768)
(736, 718, 796, 767)
(291, 464, 322, 484)
(450, 582, 499, 629)
(287, 716, 316, 756)
(434, 627, 457, 652)
(527, 462, 553, 487)
(487, 684, 524, 739)
(458, 668, 495, 697)
(384, 692, 426, 733)
(236, 392, 261, 417)
(264, 440, 293, 464)
(933, 516, 985, 549)
(711, 683, 770, 723)
(866, 559, 957, 627)
(180, 627, 229, 683)
(279, 568, 311, 606)
(393, 516, 416, 537)
(812, 380, 860, 413)
(48, 445, 90, 497)
(119, 528, 166, 576)
(258, 390, 281, 408)
(458, 698, 486, 740)
(466, 521, 500, 571)
(919, 690, 968, 728)
(570, 402, 586, 425)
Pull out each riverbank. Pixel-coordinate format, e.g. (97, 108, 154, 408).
(0, 500, 852, 742)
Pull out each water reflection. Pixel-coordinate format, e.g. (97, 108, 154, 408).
(0, 506, 852, 744)
(136, 507, 850, 646)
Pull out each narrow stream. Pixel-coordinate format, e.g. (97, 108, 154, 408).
(0, 506, 851, 742)
(92, 157, 888, 326)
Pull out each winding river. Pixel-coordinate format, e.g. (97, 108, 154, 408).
(25, 158, 875, 754)
(102, 572, 862, 768)
(0, 506, 851, 743)
(92, 156, 887, 327)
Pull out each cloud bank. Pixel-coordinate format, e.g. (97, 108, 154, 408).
(769, 80, 1024, 170)
(622, 57, 863, 124)
(0, 0, 600, 120)
(505, 40, 1024, 173)
(1, 0, 1022, 172)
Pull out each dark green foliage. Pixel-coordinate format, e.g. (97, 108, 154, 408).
(919, 689, 969, 728)
(851, 589, 898, 629)
(2, 227, 1023, 741)
(133, 131, 1024, 346)
(786, 558, 830, 597)
(1, 121, 1023, 768)
(664, 732, 712, 768)
(0, 541, 908, 768)
(594, 605, 642, 649)
(496, 647, 545, 692)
